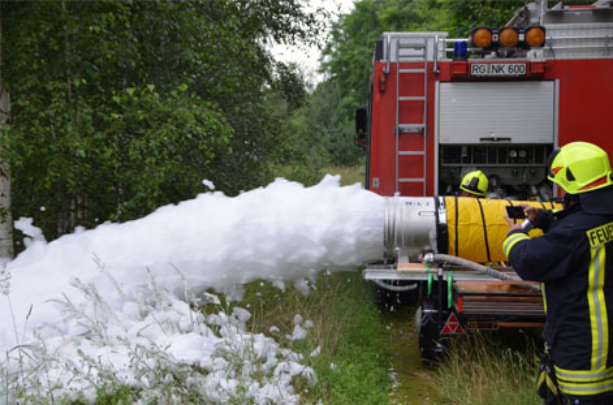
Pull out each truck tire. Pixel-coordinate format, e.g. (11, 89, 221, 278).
(416, 297, 448, 361)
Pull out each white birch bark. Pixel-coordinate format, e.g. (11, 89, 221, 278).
(0, 165, 12, 261)
(0, 5, 13, 260)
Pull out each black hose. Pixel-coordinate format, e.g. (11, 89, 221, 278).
(371, 279, 418, 292)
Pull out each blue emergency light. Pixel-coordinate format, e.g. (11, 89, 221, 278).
(453, 41, 468, 61)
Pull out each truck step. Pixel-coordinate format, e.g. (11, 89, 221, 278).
(399, 68, 426, 73)
(397, 124, 425, 133)
(398, 96, 426, 101)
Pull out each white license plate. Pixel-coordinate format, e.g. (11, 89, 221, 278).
(470, 63, 527, 77)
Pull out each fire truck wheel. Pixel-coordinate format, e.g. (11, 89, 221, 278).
(417, 297, 448, 361)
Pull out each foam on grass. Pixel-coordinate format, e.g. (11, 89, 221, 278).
(0, 175, 384, 403)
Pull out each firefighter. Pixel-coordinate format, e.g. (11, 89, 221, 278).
(459, 169, 489, 197)
(502, 142, 613, 405)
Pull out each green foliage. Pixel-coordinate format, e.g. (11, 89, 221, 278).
(298, 80, 364, 167)
(1, 0, 318, 241)
(321, 165, 366, 187)
(241, 272, 392, 405)
(295, 0, 436, 168)
(438, 0, 526, 37)
(299, 0, 523, 168)
(323, 0, 425, 110)
(100, 86, 232, 220)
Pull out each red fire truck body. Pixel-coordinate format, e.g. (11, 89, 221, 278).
(361, 1, 613, 199)
(359, 1, 613, 359)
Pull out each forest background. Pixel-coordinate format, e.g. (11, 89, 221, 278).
(0, 0, 531, 252)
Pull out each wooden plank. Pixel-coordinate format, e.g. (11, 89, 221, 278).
(462, 296, 542, 302)
(396, 263, 428, 271)
(498, 322, 545, 328)
(455, 280, 540, 295)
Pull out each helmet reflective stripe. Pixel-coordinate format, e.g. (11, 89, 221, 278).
(579, 174, 612, 192)
(547, 142, 613, 194)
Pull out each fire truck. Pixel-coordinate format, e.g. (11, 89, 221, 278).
(357, 0, 613, 359)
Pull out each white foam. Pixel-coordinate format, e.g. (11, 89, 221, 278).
(0, 176, 383, 404)
(0, 175, 384, 402)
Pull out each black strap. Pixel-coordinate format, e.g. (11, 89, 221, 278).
(435, 197, 449, 255)
(454, 196, 459, 256)
(476, 198, 491, 263)
(507, 200, 517, 224)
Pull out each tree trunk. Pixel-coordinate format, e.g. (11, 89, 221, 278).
(0, 149, 13, 260)
(0, 4, 14, 261)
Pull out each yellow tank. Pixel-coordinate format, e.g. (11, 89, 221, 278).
(444, 197, 559, 263)
(383, 196, 562, 263)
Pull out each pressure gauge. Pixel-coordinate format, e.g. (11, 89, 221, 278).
(509, 149, 518, 158)
(519, 149, 527, 158)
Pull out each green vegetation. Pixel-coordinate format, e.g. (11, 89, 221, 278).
(299, 0, 522, 170)
(1, 0, 552, 402)
(431, 331, 540, 405)
(321, 165, 366, 187)
(0, 0, 525, 244)
(241, 272, 392, 405)
(48, 272, 391, 405)
(239, 270, 542, 405)
(1, 0, 320, 243)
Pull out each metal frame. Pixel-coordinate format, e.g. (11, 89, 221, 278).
(434, 21, 613, 61)
(363, 268, 524, 282)
(434, 81, 441, 195)
(394, 38, 429, 195)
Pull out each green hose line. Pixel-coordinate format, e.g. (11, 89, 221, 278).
(426, 262, 432, 296)
(448, 270, 454, 309)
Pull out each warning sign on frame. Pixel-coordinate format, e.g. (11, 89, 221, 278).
(471, 63, 527, 77)
(441, 312, 466, 335)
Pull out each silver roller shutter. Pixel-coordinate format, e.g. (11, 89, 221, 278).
(438, 81, 555, 144)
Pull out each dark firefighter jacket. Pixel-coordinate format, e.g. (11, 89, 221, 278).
(502, 186, 613, 398)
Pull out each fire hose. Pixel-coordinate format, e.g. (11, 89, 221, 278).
(428, 254, 541, 293)
(377, 196, 560, 293)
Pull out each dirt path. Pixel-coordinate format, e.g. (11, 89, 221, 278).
(382, 305, 437, 404)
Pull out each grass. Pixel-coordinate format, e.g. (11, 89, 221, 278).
(430, 330, 540, 405)
(5, 163, 542, 404)
(272, 163, 366, 188)
(240, 271, 392, 405)
(240, 271, 542, 405)
(266, 164, 541, 404)
(320, 165, 366, 187)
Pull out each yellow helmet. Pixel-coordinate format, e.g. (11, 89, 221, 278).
(460, 170, 489, 197)
(547, 142, 613, 194)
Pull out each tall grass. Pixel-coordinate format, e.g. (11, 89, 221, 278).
(272, 164, 366, 188)
(320, 165, 365, 187)
(241, 272, 392, 405)
(431, 331, 540, 405)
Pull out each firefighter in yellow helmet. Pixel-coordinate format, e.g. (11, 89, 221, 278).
(503, 142, 613, 405)
(459, 170, 489, 197)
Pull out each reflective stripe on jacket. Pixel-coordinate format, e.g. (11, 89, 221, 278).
(503, 205, 613, 397)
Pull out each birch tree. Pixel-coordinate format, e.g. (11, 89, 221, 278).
(0, 3, 13, 261)
(0, 97, 11, 261)
(3, 0, 318, 242)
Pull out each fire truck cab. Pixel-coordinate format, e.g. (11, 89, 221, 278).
(358, 0, 613, 359)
